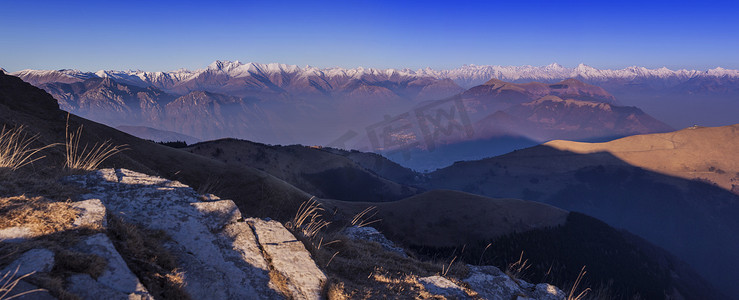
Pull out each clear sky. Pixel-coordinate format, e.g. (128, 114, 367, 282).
(1, 0, 737, 72)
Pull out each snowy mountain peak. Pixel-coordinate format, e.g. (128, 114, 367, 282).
(9, 61, 739, 91)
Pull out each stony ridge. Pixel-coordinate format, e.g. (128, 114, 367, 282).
(2, 168, 566, 299)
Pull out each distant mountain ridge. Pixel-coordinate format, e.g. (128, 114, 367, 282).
(9, 61, 739, 90)
(6, 67, 678, 169)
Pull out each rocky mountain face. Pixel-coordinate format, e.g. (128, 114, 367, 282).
(39, 77, 174, 126)
(372, 79, 673, 171)
(457, 79, 671, 140)
(161, 91, 277, 142)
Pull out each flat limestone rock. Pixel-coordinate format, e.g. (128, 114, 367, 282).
(464, 265, 524, 300)
(71, 199, 107, 229)
(342, 226, 407, 257)
(250, 218, 327, 300)
(0, 226, 32, 243)
(67, 274, 150, 300)
(463, 265, 565, 300)
(531, 283, 566, 300)
(66, 169, 281, 299)
(71, 233, 153, 300)
(1, 248, 54, 275)
(418, 275, 470, 299)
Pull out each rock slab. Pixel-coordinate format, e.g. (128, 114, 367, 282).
(68, 233, 153, 300)
(250, 218, 327, 300)
(66, 169, 317, 299)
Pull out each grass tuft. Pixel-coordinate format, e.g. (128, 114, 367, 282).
(505, 251, 530, 281)
(286, 196, 331, 239)
(0, 266, 45, 300)
(350, 206, 381, 228)
(65, 117, 127, 172)
(567, 266, 591, 300)
(0, 126, 55, 172)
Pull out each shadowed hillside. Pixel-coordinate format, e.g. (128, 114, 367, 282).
(412, 212, 724, 300)
(423, 133, 739, 297)
(321, 190, 725, 299)
(184, 139, 419, 202)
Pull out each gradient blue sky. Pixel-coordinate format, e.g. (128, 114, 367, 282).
(1, 0, 737, 72)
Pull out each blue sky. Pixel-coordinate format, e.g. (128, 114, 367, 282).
(1, 0, 737, 72)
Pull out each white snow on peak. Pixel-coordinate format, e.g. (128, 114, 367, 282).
(10, 61, 739, 90)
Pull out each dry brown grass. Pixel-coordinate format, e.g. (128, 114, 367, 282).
(65, 118, 127, 172)
(0, 266, 45, 300)
(0, 164, 88, 201)
(350, 206, 381, 228)
(567, 266, 591, 300)
(53, 250, 107, 279)
(286, 197, 331, 239)
(0, 195, 79, 236)
(505, 251, 531, 281)
(0, 125, 55, 173)
(106, 215, 190, 300)
(23, 274, 78, 300)
(300, 229, 472, 299)
(0, 235, 106, 300)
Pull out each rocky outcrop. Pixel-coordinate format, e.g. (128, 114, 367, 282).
(1, 248, 55, 275)
(341, 226, 407, 257)
(418, 276, 470, 298)
(340, 224, 566, 300)
(65, 168, 327, 300)
(464, 265, 565, 300)
(68, 233, 153, 300)
(250, 218, 327, 300)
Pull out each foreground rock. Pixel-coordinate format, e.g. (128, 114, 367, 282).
(464, 265, 565, 300)
(251, 218, 327, 300)
(66, 168, 326, 300)
(341, 225, 565, 300)
(418, 276, 470, 298)
(68, 233, 153, 300)
(1, 248, 54, 276)
(341, 226, 407, 257)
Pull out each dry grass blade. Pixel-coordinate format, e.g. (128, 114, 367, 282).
(478, 243, 492, 265)
(0, 126, 55, 171)
(0, 266, 45, 300)
(567, 266, 591, 300)
(65, 118, 127, 171)
(350, 206, 381, 228)
(287, 196, 330, 238)
(506, 251, 530, 280)
(441, 256, 457, 277)
(325, 251, 340, 268)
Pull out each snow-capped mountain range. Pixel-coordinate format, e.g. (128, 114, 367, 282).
(9, 61, 739, 90)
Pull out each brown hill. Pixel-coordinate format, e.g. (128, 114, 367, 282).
(462, 78, 616, 108)
(544, 124, 739, 192)
(322, 189, 567, 247)
(184, 139, 419, 202)
(423, 125, 739, 296)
